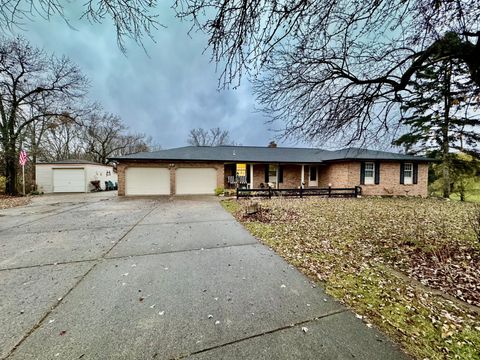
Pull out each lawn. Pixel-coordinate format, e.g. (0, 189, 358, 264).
(449, 182, 480, 203)
(222, 197, 480, 360)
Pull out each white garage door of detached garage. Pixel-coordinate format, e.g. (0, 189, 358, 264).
(53, 168, 86, 192)
(176, 168, 217, 195)
(125, 167, 170, 195)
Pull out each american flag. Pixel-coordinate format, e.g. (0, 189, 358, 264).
(19, 149, 28, 166)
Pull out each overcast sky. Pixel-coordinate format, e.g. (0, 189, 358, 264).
(14, 3, 294, 149)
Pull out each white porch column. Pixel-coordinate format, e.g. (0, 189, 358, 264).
(249, 164, 254, 189)
(301, 165, 305, 188)
(276, 163, 280, 189)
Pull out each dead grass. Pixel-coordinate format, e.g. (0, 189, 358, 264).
(222, 197, 480, 360)
(0, 195, 30, 210)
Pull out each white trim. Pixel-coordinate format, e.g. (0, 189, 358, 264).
(268, 164, 278, 189)
(403, 162, 413, 185)
(364, 162, 375, 185)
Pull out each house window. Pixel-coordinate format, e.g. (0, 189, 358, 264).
(268, 165, 278, 185)
(364, 162, 375, 185)
(404, 163, 413, 184)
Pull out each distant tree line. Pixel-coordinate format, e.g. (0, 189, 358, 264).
(187, 127, 236, 146)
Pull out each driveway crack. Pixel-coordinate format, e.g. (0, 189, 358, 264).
(170, 308, 348, 360)
(3, 205, 158, 360)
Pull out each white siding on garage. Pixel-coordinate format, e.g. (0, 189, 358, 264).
(53, 168, 86, 192)
(35, 166, 53, 193)
(175, 168, 217, 195)
(36, 163, 117, 193)
(86, 165, 118, 191)
(126, 167, 170, 195)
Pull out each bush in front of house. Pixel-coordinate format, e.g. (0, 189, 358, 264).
(0, 176, 5, 194)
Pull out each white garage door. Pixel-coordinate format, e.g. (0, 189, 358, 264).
(53, 168, 86, 193)
(126, 167, 170, 195)
(176, 168, 217, 195)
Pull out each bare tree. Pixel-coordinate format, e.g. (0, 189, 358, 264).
(0, 1, 160, 53)
(83, 113, 151, 164)
(0, 36, 88, 194)
(187, 127, 234, 146)
(40, 114, 86, 161)
(174, 0, 480, 144)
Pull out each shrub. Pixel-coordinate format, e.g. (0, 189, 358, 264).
(224, 189, 237, 197)
(214, 187, 224, 196)
(0, 176, 5, 194)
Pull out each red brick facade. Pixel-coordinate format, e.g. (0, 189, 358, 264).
(317, 161, 428, 197)
(117, 160, 428, 197)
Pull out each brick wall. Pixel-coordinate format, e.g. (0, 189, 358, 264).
(318, 161, 428, 197)
(252, 164, 265, 188)
(279, 164, 302, 188)
(250, 164, 302, 188)
(117, 161, 224, 196)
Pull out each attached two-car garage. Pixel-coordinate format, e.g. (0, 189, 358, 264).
(124, 166, 218, 196)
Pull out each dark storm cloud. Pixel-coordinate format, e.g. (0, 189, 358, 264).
(13, 3, 285, 148)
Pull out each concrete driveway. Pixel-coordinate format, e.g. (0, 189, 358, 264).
(0, 193, 409, 360)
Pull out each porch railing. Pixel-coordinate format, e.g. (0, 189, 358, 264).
(236, 186, 362, 199)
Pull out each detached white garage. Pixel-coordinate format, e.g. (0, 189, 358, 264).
(125, 167, 170, 195)
(176, 168, 217, 195)
(36, 160, 117, 193)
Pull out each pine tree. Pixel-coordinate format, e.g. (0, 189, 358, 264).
(393, 58, 480, 198)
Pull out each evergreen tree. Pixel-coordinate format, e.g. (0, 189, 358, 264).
(393, 58, 480, 198)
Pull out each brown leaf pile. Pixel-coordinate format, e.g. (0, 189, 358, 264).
(0, 195, 30, 210)
(234, 197, 480, 307)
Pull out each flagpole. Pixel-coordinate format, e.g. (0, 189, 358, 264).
(22, 164, 25, 196)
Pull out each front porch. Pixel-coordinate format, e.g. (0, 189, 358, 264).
(223, 163, 328, 190)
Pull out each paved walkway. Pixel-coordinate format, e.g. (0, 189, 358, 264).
(0, 193, 409, 359)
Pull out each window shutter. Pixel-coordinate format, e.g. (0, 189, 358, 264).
(278, 166, 284, 183)
(374, 161, 380, 185)
(264, 164, 269, 183)
(400, 162, 405, 184)
(246, 164, 251, 184)
(360, 162, 365, 185)
(413, 163, 418, 184)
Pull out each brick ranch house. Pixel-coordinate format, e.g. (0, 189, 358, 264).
(110, 144, 431, 197)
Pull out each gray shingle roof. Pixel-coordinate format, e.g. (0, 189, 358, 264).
(37, 159, 108, 165)
(110, 145, 431, 163)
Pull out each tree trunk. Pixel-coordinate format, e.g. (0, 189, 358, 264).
(459, 180, 465, 202)
(442, 60, 452, 199)
(4, 145, 17, 195)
